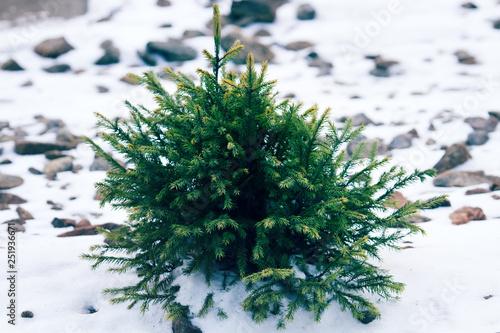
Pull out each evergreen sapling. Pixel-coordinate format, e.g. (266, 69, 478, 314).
(83, 4, 445, 329)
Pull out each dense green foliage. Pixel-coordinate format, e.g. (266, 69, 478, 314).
(83, 5, 443, 329)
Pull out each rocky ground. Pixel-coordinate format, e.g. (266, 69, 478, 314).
(1, 0, 500, 332)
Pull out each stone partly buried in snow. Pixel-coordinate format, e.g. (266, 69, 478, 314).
(146, 39, 197, 62)
(297, 3, 316, 20)
(466, 130, 489, 146)
(56, 128, 82, 147)
(228, 0, 282, 26)
(449, 206, 486, 225)
(95, 40, 120, 65)
(306, 52, 333, 76)
(388, 129, 418, 150)
(16, 207, 34, 220)
(14, 141, 75, 155)
(433, 143, 471, 174)
(465, 188, 490, 195)
(339, 113, 377, 127)
(44, 156, 74, 178)
(493, 19, 500, 29)
(370, 56, 399, 77)
(51, 217, 77, 228)
(433, 170, 500, 187)
(34, 37, 74, 59)
(0, 0, 87, 21)
(57, 222, 121, 237)
(43, 64, 72, 73)
(172, 316, 203, 333)
(385, 191, 409, 209)
(464, 116, 498, 132)
(4, 220, 25, 232)
(0, 174, 24, 190)
(221, 29, 274, 64)
(454, 50, 477, 64)
(346, 135, 388, 158)
(1, 58, 24, 71)
(284, 41, 314, 51)
(0, 193, 27, 207)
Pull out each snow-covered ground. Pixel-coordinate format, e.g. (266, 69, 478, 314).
(1, 0, 499, 332)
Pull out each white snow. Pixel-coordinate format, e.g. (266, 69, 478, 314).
(1, 0, 499, 332)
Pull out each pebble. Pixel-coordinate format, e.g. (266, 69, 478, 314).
(0, 174, 24, 190)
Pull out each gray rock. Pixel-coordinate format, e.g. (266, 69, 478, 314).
(433, 143, 471, 174)
(389, 134, 412, 150)
(307, 52, 333, 75)
(357, 310, 377, 324)
(285, 41, 314, 51)
(51, 218, 77, 228)
(388, 129, 417, 150)
(43, 64, 71, 73)
(34, 37, 74, 59)
(340, 113, 375, 127)
(254, 29, 271, 37)
(346, 135, 388, 158)
(4, 221, 25, 232)
(229, 0, 287, 26)
(90, 155, 112, 171)
(0, 121, 9, 131)
(491, 178, 500, 192)
(44, 156, 74, 178)
(0, 193, 27, 205)
(0, 174, 24, 190)
(406, 215, 431, 224)
(466, 130, 488, 146)
(493, 19, 500, 30)
(56, 128, 81, 148)
(434, 170, 500, 187)
(489, 111, 500, 121)
(28, 167, 44, 175)
(36, 116, 66, 133)
(465, 188, 490, 195)
(137, 50, 157, 66)
(146, 39, 197, 62)
(0, 0, 87, 21)
(15, 141, 74, 155)
(461, 2, 478, 9)
(182, 30, 206, 39)
(454, 50, 477, 64)
(172, 316, 203, 333)
(297, 4, 316, 20)
(57, 222, 120, 237)
(221, 29, 274, 64)
(95, 40, 120, 65)
(97, 86, 109, 93)
(464, 116, 498, 132)
(157, 0, 171, 6)
(20, 311, 34, 318)
(2, 59, 24, 71)
(44, 150, 67, 160)
(370, 56, 399, 77)
(16, 207, 34, 220)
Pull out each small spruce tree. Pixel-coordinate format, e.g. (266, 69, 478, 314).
(83, 4, 444, 329)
